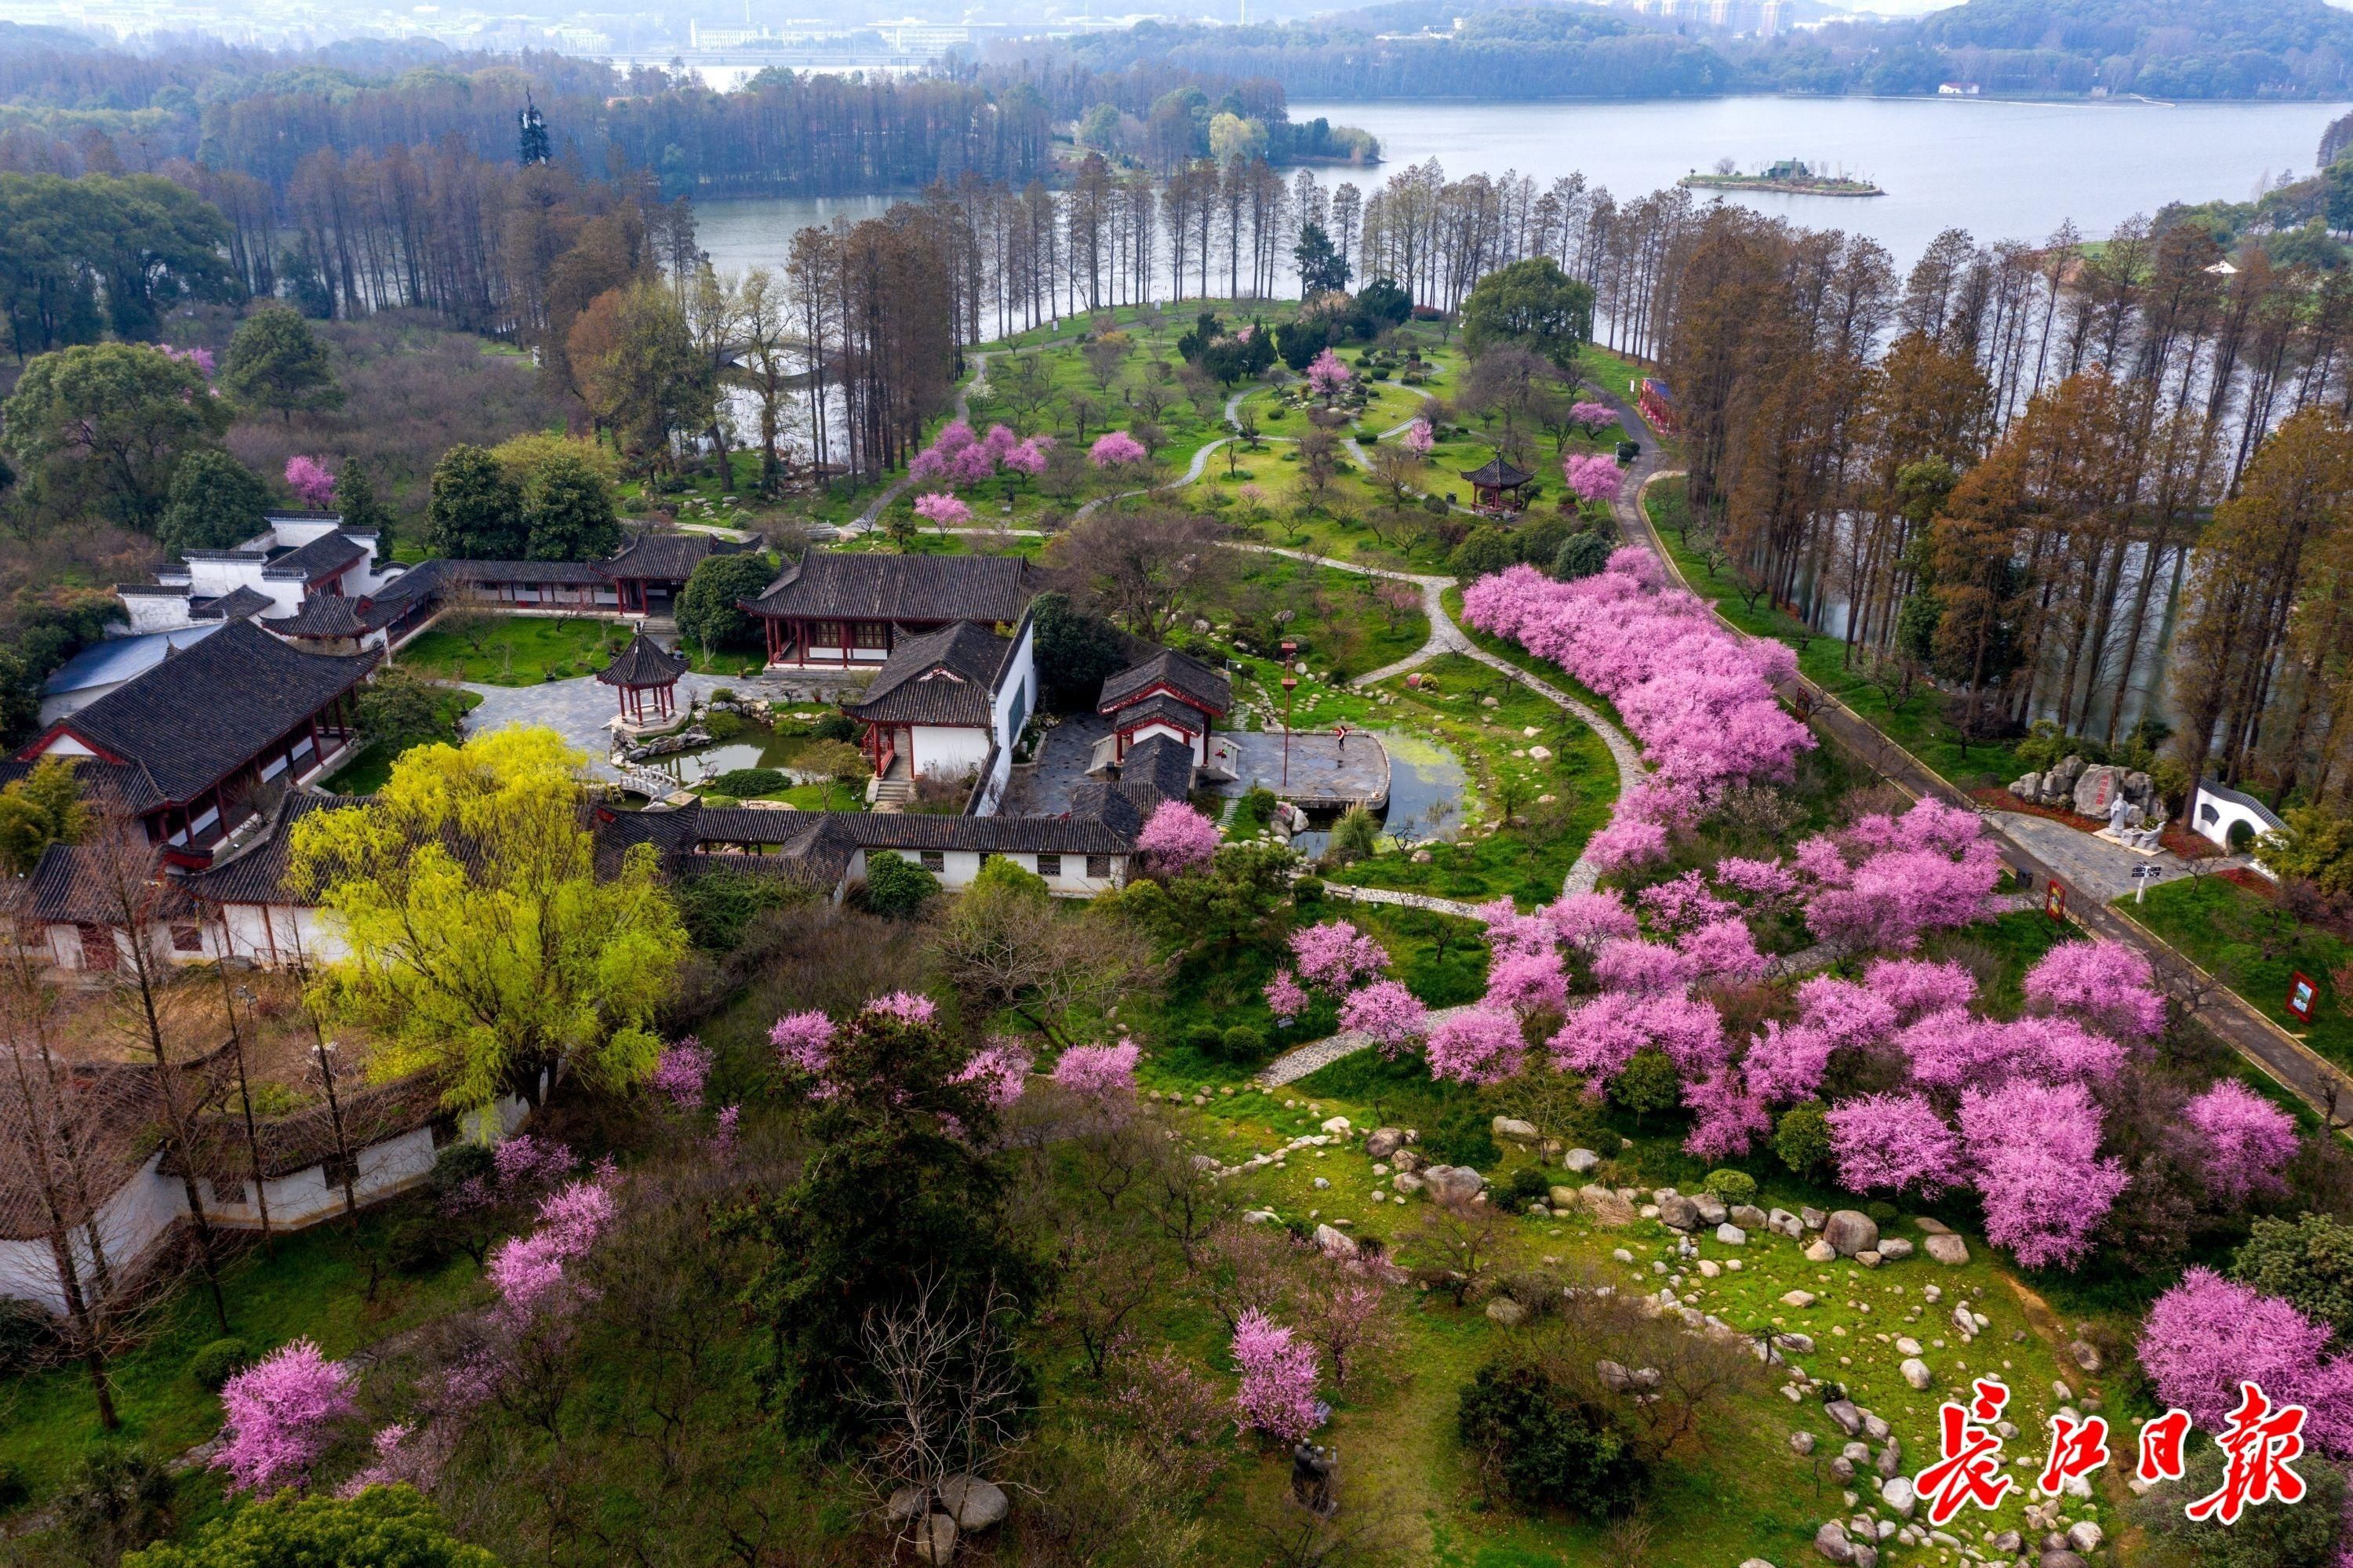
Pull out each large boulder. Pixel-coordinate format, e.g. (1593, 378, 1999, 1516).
(1876, 1238, 1914, 1261)
(1900, 1358, 1933, 1391)
(1880, 1476, 1916, 1517)
(1564, 1147, 1602, 1174)
(1824, 1399, 1864, 1436)
(1424, 1165, 1485, 1204)
(1814, 1519, 1856, 1564)
(1658, 1194, 1702, 1231)
(1492, 1116, 1539, 1143)
(1925, 1233, 1969, 1266)
(1769, 1208, 1806, 1239)
(1364, 1127, 1406, 1160)
(939, 1475, 1007, 1532)
(1823, 1210, 1879, 1258)
(912, 1514, 958, 1565)
(1314, 1224, 1359, 1259)
(1731, 1204, 1770, 1231)
(2009, 771, 2042, 802)
(1693, 1193, 1729, 1226)
(2072, 764, 2122, 819)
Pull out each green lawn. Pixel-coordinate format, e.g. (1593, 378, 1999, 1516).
(2124, 873, 2353, 1069)
(398, 617, 763, 686)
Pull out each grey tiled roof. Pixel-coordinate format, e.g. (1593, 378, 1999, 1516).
(1109, 692, 1211, 736)
(1099, 648, 1231, 716)
(596, 631, 689, 688)
(188, 586, 275, 622)
(262, 532, 366, 582)
(607, 532, 740, 581)
(1119, 732, 1198, 802)
(842, 622, 1009, 727)
(745, 553, 1034, 623)
(36, 620, 375, 807)
(20, 839, 196, 925)
(182, 792, 361, 905)
(437, 558, 612, 586)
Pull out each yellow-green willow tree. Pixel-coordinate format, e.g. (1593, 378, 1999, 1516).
(289, 725, 686, 1109)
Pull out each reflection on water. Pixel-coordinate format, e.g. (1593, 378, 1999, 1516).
(644, 740, 769, 787)
(1289, 729, 1466, 858)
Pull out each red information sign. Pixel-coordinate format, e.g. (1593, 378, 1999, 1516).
(2044, 882, 2068, 922)
(2289, 972, 2318, 1024)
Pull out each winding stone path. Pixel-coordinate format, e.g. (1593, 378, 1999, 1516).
(1260, 1002, 1482, 1087)
(847, 350, 991, 536)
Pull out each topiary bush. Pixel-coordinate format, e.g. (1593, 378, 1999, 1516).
(1704, 1170, 1756, 1202)
(1865, 1199, 1899, 1224)
(187, 1337, 255, 1392)
(1506, 1167, 1551, 1206)
(1773, 1100, 1831, 1178)
(813, 713, 858, 743)
(708, 767, 787, 798)
(1220, 1025, 1269, 1063)
(1184, 1024, 1226, 1058)
(1607, 1049, 1682, 1124)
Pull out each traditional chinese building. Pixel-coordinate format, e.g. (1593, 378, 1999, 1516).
(597, 630, 691, 728)
(840, 615, 1037, 807)
(741, 554, 1036, 669)
(1462, 455, 1537, 512)
(1096, 648, 1231, 769)
(12, 620, 375, 867)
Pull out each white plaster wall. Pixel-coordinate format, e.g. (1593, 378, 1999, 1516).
(2192, 786, 2285, 862)
(0, 1154, 190, 1316)
(120, 595, 195, 634)
(858, 848, 1125, 896)
(910, 725, 993, 780)
(1127, 719, 1204, 764)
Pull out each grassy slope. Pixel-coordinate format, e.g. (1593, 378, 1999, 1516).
(2126, 873, 2353, 1070)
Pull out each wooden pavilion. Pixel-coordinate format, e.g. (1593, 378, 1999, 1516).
(1462, 455, 1537, 513)
(598, 631, 689, 726)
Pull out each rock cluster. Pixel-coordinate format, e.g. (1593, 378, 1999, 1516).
(2009, 756, 2166, 830)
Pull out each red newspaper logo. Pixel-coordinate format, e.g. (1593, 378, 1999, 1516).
(2185, 1382, 2308, 1527)
(2038, 1413, 2111, 1494)
(2136, 1410, 2193, 1485)
(1915, 1378, 2015, 1526)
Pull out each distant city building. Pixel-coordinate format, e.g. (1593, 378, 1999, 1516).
(688, 20, 768, 47)
(868, 19, 972, 53)
(1938, 81, 1983, 96)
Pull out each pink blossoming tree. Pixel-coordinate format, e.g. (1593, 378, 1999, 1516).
(1090, 430, 1148, 469)
(1052, 1039, 1140, 1099)
(1137, 799, 1220, 876)
(1402, 418, 1435, 457)
(2182, 1079, 2298, 1204)
(1958, 1079, 2126, 1270)
(213, 1340, 358, 1494)
(1339, 979, 1429, 1054)
(1826, 1092, 1962, 1195)
(1306, 347, 1351, 401)
(285, 455, 336, 508)
(2140, 1269, 2353, 1456)
(2022, 940, 2166, 1040)
(1567, 401, 1617, 437)
(1231, 1309, 1324, 1442)
(1562, 453, 1624, 509)
(914, 493, 973, 529)
(648, 1038, 711, 1110)
(1289, 921, 1390, 995)
(1426, 1007, 1527, 1085)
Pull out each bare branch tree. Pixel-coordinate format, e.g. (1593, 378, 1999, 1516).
(852, 1272, 1028, 1555)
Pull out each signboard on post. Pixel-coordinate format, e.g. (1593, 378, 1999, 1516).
(2044, 882, 2068, 923)
(2289, 972, 2318, 1024)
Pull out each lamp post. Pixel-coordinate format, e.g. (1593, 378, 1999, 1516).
(1281, 676, 1298, 789)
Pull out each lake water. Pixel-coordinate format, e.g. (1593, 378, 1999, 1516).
(695, 96, 2344, 281)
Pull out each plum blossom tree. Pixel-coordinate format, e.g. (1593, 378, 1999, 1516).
(285, 455, 335, 509)
(2023, 940, 2167, 1040)
(1052, 1039, 1140, 1099)
(1484, 948, 1569, 1017)
(1231, 1309, 1324, 1442)
(1263, 968, 1310, 1024)
(1826, 1092, 1962, 1195)
(1549, 889, 1639, 949)
(1566, 401, 1616, 437)
(1306, 348, 1351, 401)
(1001, 435, 1053, 476)
(769, 1010, 837, 1089)
(1089, 430, 1148, 469)
(1958, 1079, 2127, 1270)
(1340, 979, 1429, 1054)
(648, 1037, 711, 1110)
(1402, 418, 1435, 457)
(1682, 1068, 1772, 1159)
(1562, 453, 1624, 509)
(2139, 1269, 2353, 1456)
(1426, 1007, 1527, 1084)
(212, 1340, 358, 1494)
(912, 493, 973, 529)
(1289, 920, 1390, 995)
(2182, 1080, 2298, 1204)
(1136, 799, 1220, 875)
(953, 1040, 1033, 1109)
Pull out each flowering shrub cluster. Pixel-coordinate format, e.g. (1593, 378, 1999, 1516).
(1137, 799, 1220, 876)
(1052, 1039, 1140, 1099)
(1461, 555, 1811, 869)
(1089, 429, 1148, 469)
(1402, 418, 1435, 457)
(1561, 453, 1624, 508)
(907, 420, 1051, 489)
(213, 1340, 358, 1494)
(648, 1037, 711, 1110)
(1264, 919, 1429, 1053)
(285, 455, 336, 509)
(486, 1174, 619, 1322)
(1306, 347, 1352, 399)
(1231, 1309, 1324, 1442)
(913, 493, 973, 529)
(2140, 1269, 2353, 1457)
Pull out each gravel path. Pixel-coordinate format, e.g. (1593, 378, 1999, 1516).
(846, 350, 991, 536)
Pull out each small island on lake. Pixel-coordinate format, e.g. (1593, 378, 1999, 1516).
(1680, 158, 1886, 197)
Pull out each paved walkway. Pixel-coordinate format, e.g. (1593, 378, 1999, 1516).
(1260, 1001, 1482, 1087)
(464, 672, 734, 779)
(1598, 384, 2353, 1125)
(1988, 812, 2188, 903)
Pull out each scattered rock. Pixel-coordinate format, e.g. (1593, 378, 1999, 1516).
(1732, 1204, 1770, 1231)
(1769, 1207, 1806, 1239)
(1925, 1234, 1970, 1267)
(1915, 1217, 1952, 1235)
(1856, 1250, 1882, 1268)
(1364, 1127, 1406, 1159)
(1876, 1442, 1900, 1478)
(1242, 1209, 1280, 1224)
(1320, 1115, 1352, 1136)
(1831, 1457, 1855, 1483)
(1314, 1224, 1358, 1258)
(1814, 1519, 1856, 1564)
(1695, 1193, 1730, 1226)
(1824, 1210, 1880, 1257)
(2039, 1553, 2087, 1568)
(1876, 1238, 1915, 1261)
(1804, 1239, 1838, 1263)
(939, 1476, 1007, 1532)
(912, 1514, 958, 1564)
(1825, 1399, 1864, 1436)
(1392, 1172, 1425, 1194)
(1423, 1166, 1485, 1204)
(2070, 1340, 2103, 1373)
(1900, 1358, 1933, 1391)
(1583, 1186, 1636, 1224)
(1782, 1290, 1818, 1308)
(1791, 1431, 1817, 1455)
(1391, 1148, 1424, 1173)
(887, 1486, 929, 1525)
(1492, 1116, 1539, 1143)
(2065, 1523, 2102, 1555)
(1551, 1186, 1581, 1210)
(1596, 1359, 1634, 1392)
(1565, 1147, 1601, 1173)
(1896, 1337, 1922, 1356)
(1780, 1332, 1816, 1354)
(1659, 1194, 1702, 1231)
(1880, 1476, 1916, 1517)
(1486, 1297, 1528, 1327)
(1801, 1207, 1827, 1231)
(1718, 1222, 1749, 1246)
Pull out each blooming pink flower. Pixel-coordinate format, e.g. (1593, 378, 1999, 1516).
(1638, 870, 1734, 933)
(1002, 436, 1053, 476)
(2182, 1079, 2298, 1204)
(649, 1037, 711, 1110)
(486, 1229, 574, 1321)
(1305, 347, 1351, 398)
(1090, 430, 1147, 468)
(1485, 948, 1568, 1017)
(1592, 937, 1697, 997)
(946, 442, 998, 487)
(1862, 957, 1977, 1021)
(1053, 1039, 1140, 1098)
(1339, 980, 1427, 1054)
(869, 991, 937, 1025)
(1568, 400, 1617, 434)
(1562, 452, 1624, 507)
(1289, 920, 1390, 995)
(1827, 1092, 1962, 1195)
(1232, 1309, 1324, 1442)
(1548, 889, 1639, 949)
(2023, 940, 2166, 1040)
(1682, 1068, 1771, 1160)
(212, 1340, 357, 1494)
(1425, 1008, 1526, 1085)
(1678, 916, 1766, 983)
(1137, 799, 1220, 875)
(491, 1133, 575, 1194)
(1264, 968, 1310, 1024)
(284, 455, 336, 509)
(1795, 974, 1899, 1050)
(162, 344, 216, 377)
(981, 423, 1020, 460)
(1402, 419, 1435, 457)
(1586, 817, 1671, 871)
(1714, 855, 1800, 906)
(914, 491, 973, 527)
(1740, 1020, 1835, 1103)
(2140, 1269, 2353, 1457)
(956, 1040, 1033, 1108)
(711, 1104, 740, 1157)
(770, 1010, 836, 1084)
(1958, 1079, 2126, 1271)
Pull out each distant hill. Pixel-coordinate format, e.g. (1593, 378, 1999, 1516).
(0, 20, 99, 54)
(998, 0, 2353, 99)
